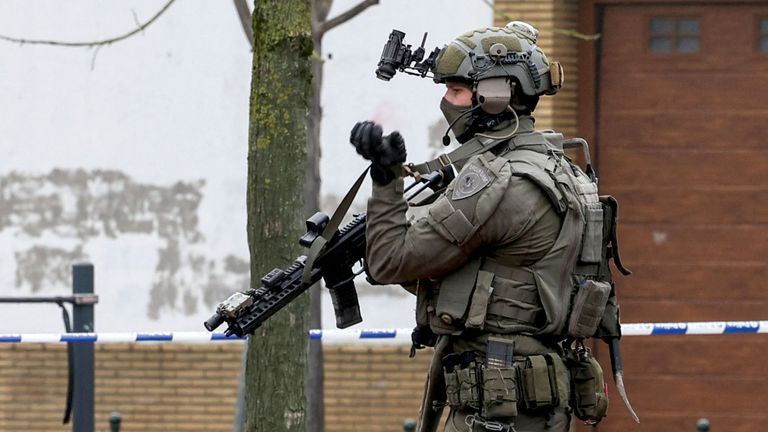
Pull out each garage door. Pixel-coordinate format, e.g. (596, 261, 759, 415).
(592, 2, 768, 431)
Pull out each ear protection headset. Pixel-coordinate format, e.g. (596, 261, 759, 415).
(473, 43, 515, 115)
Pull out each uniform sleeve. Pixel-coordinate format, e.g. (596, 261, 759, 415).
(365, 154, 524, 284)
(365, 178, 474, 284)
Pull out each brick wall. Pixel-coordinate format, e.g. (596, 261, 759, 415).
(324, 346, 433, 432)
(0, 343, 432, 432)
(0, 343, 242, 432)
(494, 0, 580, 138)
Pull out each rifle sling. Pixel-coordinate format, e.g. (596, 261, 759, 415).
(302, 166, 370, 284)
(407, 135, 499, 175)
(408, 131, 549, 175)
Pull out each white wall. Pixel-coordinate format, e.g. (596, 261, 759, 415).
(0, 0, 491, 333)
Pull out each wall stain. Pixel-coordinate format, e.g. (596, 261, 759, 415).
(14, 245, 86, 293)
(0, 169, 249, 319)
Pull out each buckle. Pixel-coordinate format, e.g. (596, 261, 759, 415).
(464, 414, 516, 432)
(438, 154, 452, 167)
(401, 164, 422, 182)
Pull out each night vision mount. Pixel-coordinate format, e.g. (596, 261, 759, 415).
(376, 29, 440, 81)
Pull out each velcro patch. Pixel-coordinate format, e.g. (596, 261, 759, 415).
(443, 209, 473, 244)
(452, 163, 493, 200)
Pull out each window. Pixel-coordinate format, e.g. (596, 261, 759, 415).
(759, 17, 768, 52)
(649, 17, 700, 53)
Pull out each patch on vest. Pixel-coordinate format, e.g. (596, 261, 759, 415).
(452, 163, 493, 200)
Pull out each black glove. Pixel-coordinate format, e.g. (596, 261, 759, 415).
(409, 325, 437, 358)
(350, 121, 407, 185)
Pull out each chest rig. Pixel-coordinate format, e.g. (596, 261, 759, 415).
(417, 131, 629, 340)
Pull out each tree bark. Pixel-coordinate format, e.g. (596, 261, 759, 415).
(305, 29, 325, 432)
(244, 1, 313, 431)
(304, 2, 332, 431)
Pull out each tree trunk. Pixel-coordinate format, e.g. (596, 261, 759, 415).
(244, 1, 313, 431)
(305, 34, 325, 428)
(305, 2, 332, 430)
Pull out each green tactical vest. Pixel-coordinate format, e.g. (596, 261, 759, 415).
(419, 131, 620, 339)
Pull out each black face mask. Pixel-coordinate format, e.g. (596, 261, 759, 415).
(439, 97, 477, 144)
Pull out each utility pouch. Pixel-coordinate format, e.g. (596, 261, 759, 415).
(567, 279, 612, 338)
(482, 366, 518, 418)
(577, 185, 603, 264)
(457, 362, 481, 409)
(595, 287, 621, 339)
(465, 270, 493, 330)
(520, 355, 561, 411)
(444, 367, 462, 408)
(434, 257, 483, 334)
(443, 353, 481, 410)
(565, 347, 608, 423)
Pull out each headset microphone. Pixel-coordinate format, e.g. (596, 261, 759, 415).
(441, 105, 480, 146)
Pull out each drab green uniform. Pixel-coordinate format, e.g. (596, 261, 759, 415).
(366, 117, 579, 432)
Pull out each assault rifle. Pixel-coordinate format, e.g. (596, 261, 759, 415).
(204, 169, 451, 337)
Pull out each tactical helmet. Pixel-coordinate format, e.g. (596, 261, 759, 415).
(432, 22, 563, 99)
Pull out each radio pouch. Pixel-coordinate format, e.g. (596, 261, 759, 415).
(565, 347, 609, 423)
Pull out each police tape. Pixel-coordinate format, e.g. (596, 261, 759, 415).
(0, 321, 767, 344)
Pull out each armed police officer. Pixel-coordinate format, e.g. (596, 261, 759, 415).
(351, 22, 625, 432)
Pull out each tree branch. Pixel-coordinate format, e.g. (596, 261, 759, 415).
(0, 0, 176, 47)
(311, 0, 333, 39)
(316, 0, 378, 38)
(233, 0, 253, 48)
(313, 0, 334, 23)
(481, 0, 600, 41)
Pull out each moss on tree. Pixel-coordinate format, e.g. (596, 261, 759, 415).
(244, 1, 313, 431)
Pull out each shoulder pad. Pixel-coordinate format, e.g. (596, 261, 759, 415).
(427, 153, 511, 245)
(540, 131, 565, 150)
(506, 154, 568, 214)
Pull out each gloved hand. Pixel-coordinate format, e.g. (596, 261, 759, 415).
(350, 121, 407, 185)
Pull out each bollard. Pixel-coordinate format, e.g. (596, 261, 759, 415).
(72, 263, 95, 432)
(697, 418, 710, 432)
(403, 418, 416, 432)
(109, 412, 122, 432)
